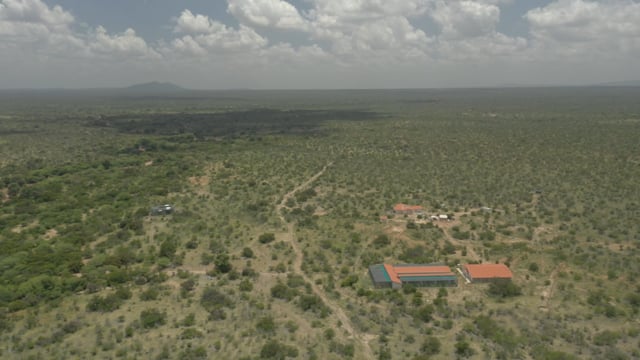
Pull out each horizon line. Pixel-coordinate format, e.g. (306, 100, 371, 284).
(2, 82, 640, 92)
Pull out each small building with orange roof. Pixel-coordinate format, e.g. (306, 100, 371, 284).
(462, 263, 513, 283)
(369, 263, 457, 289)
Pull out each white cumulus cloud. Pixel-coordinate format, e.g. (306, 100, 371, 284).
(2, 0, 639, 89)
(174, 9, 215, 34)
(90, 26, 159, 59)
(171, 34, 207, 56)
(0, 0, 76, 47)
(0, 0, 160, 61)
(525, 0, 640, 58)
(430, 0, 501, 39)
(0, 0, 73, 30)
(294, 0, 435, 63)
(173, 10, 268, 54)
(308, 0, 429, 22)
(333, 16, 430, 62)
(228, 0, 308, 30)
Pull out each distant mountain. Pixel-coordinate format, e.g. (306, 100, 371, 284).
(122, 82, 187, 94)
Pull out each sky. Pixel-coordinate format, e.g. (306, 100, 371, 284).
(0, 0, 639, 89)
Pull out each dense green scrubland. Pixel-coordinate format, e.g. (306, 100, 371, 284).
(1, 87, 639, 359)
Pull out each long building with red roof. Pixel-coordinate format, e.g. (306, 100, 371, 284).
(393, 203, 424, 215)
(369, 263, 457, 289)
(462, 263, 513, 283)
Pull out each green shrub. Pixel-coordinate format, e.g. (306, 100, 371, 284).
(256, 316, 276, 333)
(86, 294, 122, 312)
(455, 340, 474, 358)
(215, 253, 232, 273)
(201, 286, 233, 312)
(488, 281, 522, 298)
(115, 286, 132, 300)
(329, 341, 354, 358)
(159, 239, 177, 259)
(271, 282, 297, 301)
(593, 330, 620, 346)
(180, 279, 196, 293)
(179, 345, 207, 360)
(239, 279, 253, 292)
(443, 241, 457, 254)
(324, 328, 335, 340)
(259, 340, 298, 359)
(140, 287, 159, 301)
(473, 315, 519, 353)
(286, 274, 306, 288)
(298, 294, 329, 316)
(180, 328, 204, 339)
(259, 233, 276, 244)
(420, 336, 441, 355)
(340, 275, 358, 288)
(373, 234, 390, 248)
(181, 313, 196, 327)
(140, 308, 166, 329)
(416, 305, 434, 323)
(242, 247, 254, 258)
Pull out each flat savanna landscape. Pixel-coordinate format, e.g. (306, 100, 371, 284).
(1, 87, 639, 359)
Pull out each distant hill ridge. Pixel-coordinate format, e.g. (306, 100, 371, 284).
(595, 80, 640, 87)
(123, 82, 187, 93)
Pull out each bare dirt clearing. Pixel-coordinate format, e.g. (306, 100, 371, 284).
(188, 175, 209, 187)
(44, 228, 58, 240)
(1, 187, 9, 202)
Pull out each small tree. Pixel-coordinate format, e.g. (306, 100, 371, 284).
(239, 279, 253, 292)
(260, 340, 298, 359)
(159, 239, 177, 259)
(420, 336, 441, 355)
(215, 253, 232, 273)
(271, 282, 297, 301)
(455, 340, 474, 358)
(242, 247, 254, 258)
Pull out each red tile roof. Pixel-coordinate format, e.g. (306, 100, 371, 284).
(383, 264, 401, 284)
(393, 203, 424, 212)
(393, 265, 454, 277)
(384, 264, 455, 283)
(464, 264, 513, 279)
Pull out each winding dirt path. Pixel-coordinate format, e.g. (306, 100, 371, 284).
(276, 163, 332, 273)
(540, 262, 565, 312)
(276, 163, 376, 360)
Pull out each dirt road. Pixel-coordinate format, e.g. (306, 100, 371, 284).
(276, 163, 376, 360)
